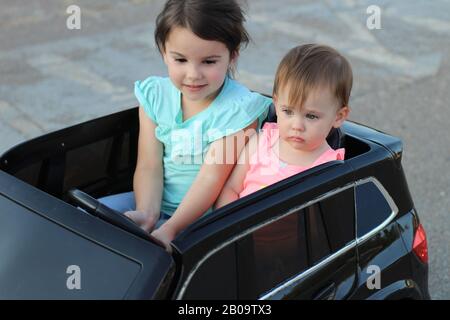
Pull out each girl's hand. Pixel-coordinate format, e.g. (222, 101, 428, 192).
(151, 224, 175, 253)
(124, 210, 160, 232)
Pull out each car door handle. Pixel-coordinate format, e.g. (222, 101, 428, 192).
(313, 283, 337, 300)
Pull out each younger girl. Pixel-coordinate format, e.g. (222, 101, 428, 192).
(216, 44, 352, 207)
(100, 0, 271, 250)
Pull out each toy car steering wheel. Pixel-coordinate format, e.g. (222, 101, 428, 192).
(68, 188, 165, 247)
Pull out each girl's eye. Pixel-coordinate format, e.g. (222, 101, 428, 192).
(306, 114, 319, 120)
(203, 60, 217, 65)
(282, 109, 294, 116)
(175, 58, 187, 63)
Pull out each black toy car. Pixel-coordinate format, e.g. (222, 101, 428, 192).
(0, 104, 430, 299)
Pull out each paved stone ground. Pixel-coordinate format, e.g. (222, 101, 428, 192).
(0, 0, 449, 299)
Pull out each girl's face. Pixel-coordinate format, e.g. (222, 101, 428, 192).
(274, 85, 349, 153)
(163, 27, 236, 108)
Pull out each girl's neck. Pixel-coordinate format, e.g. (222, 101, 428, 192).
(275, 139, 331, 167)
(181, 94, 214, 122)
(182, 95, 210, 111)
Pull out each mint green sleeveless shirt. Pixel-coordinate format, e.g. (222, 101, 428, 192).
(134, 76, 272, 215)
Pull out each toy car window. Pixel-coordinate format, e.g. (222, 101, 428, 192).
(236, 187, 355, 298)
(182, 243, 238, 299)
(305, 204, 331, 264)
(237, 213, 308, 298)
(356, 181, 393, 238)
(307, 187, 355, 264)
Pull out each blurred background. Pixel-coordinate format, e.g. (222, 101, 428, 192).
(0, 0, 448, 299)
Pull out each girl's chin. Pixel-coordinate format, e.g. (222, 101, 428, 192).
(284, 140, 314, 152)
(183, 89, 219, 102)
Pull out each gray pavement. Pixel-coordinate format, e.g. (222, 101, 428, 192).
(0, 0, 449, 299)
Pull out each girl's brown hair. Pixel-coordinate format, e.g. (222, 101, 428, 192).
(273, 44, 353, 109)
(154, 0, 250, 58)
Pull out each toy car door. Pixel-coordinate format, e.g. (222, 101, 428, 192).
(235, 183, 358, 300)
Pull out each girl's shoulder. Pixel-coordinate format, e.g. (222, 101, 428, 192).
(322, 147, 345, 161)
(312, 147, 346, 167)
(242, 123, 276, 165)
(247, 122, 278, 156)
(204, 78, 272, 143)
(134, 76, 177, 123)
(135, 76, 173, 96)
(218, 78, 272, 109)
(260, 122, 279, 145)
(245, 130, 263, 158)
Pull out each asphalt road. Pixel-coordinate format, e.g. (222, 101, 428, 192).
(0, 0, 449, 299)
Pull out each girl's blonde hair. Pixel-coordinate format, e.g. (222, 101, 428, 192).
(273, 44, 353, 109)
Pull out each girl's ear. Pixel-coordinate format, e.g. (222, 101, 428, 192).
(230, 50, 239, 65)
(333, 106, 350, 128)
(227, 51, 239, 77)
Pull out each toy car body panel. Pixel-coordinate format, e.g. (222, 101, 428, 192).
(0, 106, 430, 300)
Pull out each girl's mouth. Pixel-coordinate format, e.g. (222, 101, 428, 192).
(184, 84, 207, 92)
(288, 136, 305, 143)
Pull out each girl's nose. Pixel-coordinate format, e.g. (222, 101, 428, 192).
(187, 64, 202, 80)
(292, 116, 305, 131)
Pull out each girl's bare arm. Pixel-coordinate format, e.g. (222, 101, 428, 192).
(129, 106, 164, 229)
(152, 121, 258, 246)
(214, 132, 259, 208)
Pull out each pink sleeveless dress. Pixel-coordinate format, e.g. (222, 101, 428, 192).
(239, 122, 345, 198)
